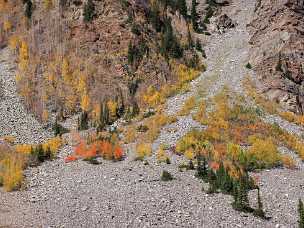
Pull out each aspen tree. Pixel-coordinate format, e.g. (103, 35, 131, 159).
(19, 40, 29, 72)
(81, 92, 90, 112)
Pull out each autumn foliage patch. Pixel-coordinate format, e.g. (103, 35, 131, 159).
(67, 136, 124, 163)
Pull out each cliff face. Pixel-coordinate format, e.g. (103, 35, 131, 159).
(248, 0, 304, 113)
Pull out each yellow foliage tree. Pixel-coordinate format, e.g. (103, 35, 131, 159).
(15, 144, 32, 154)
(62, 58, 72, 84)
(8, 35, 19, 51)
(3, 20, 12, 32)
(15, 72, 22, 82)
(107, 100, 118, 121)
(81, 92, 90, 112)
(42, 109, 49, 122)
(143, 86, 164, 107)
(248, 137, 281, 168)
(136, 143, 152, 160)
(43, 0, 53, 10)
(19, 40, 29, 72)
(77, 74, 87, 94)
(156, 145, 169, 163)
(42, 137, 63, 155)
(1, 153, 25, 191)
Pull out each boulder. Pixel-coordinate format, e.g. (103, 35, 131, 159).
(216, 14, 237, 33)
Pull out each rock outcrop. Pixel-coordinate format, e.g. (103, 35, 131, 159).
(248, 0, 304, 113)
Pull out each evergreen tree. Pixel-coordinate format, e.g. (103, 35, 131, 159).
(128, 41, 135, 65)
(177, 0, 188, 18)
(78, 111, 89, 130)
(31, 145, 46, 163)
(97, 102, 110, 132)
(53, 119, 69, 136)
(216, 163, 234, 193)
(149, 2, 162, 32)
(191, 0, 199, 32)
(196, 155, 207, 178)
(83, 0, 95, 23)
(232, 176, 254, 213)
(195, 39, 202, 52)
(24, 0, 33, 19)
(254, 188, 266, 218)
(160, 19, 183, 59)
(299, 199, 304, 228)
(187, 27, 194, 49)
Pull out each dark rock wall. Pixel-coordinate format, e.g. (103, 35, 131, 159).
(248, 0, 304, 113)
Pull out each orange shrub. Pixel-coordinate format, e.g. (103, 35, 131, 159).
(114, 146, 124, 161)
(74, 140, 87, 157)
(64, 155, 78, 163)
(98, 140, 113, 160)
(281, 154, 296, 169)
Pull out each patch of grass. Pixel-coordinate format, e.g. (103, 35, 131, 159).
(281, 154, 296, 169)
(156, 145, 170, 164)
(0, 145, 26, 191)
(179, 96, 197, 116)
(135, 143, 152, 161)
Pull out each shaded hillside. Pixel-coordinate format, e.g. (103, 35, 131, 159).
(0, 0, 204, 126)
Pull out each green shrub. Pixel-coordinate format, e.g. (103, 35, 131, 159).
(53, 120, 69, 136)
(245, 63, 252, 69)
(161, 170, 174, 181)
(83, 0, 95, 23)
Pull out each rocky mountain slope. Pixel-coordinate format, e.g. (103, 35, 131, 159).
(1, 0, 304, 227)
(0, 0, 203, 123)
(0, 48, 51, 144)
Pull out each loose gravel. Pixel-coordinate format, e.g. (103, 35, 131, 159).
(0, 0, 303, 227)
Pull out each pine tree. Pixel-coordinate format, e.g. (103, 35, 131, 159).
(24, 0, 33, 19)
(254, 188, 266, 218)
(216, 163, 233, 193)
(97, 102, 110, 132)
(195, 39, 202, 52)
(160, 19, 183, 59)
(53, 119, 69, 136)
(78, 111, 89, 130)
(149, 2, 162, 32)
(128, 41, 134, 65)
(177, 0, 188, 18)
(191, 0, 199, 32)
(299, 199, 304, 228)
(187, 28, 194, 50)
(196, 155, 207, 178)
(232, 176, 253, 213)
(83, 0, 95, 23)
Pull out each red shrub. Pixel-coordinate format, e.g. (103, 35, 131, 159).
(99, 141, 113, 160)
(74, 140, 87, 157)
(114, 146, 124, 161)
(64, 155, 78, 163)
